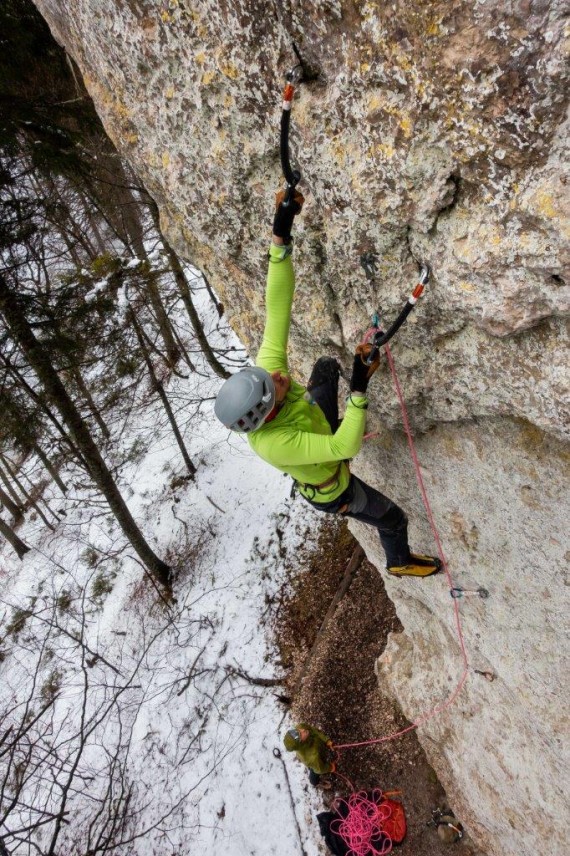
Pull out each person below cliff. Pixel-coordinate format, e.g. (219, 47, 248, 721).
(214, 191, 441, 578)
(283, 723, 337, 786)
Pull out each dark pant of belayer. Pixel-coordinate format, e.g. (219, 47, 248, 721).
(304, 357, 411, 568)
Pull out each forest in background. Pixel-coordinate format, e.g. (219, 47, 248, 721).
(0, 0, 237, 585)
(0, 3, 285, 853)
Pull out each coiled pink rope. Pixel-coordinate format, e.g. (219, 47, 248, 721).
(330, 790, 394, 856)
(334, 337, 470, 752)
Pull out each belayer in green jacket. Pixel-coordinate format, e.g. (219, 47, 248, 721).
(283, 723, 336, 786)
(214, 192, 441, 577)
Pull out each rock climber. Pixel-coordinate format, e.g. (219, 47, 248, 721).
(283, 723, 336, 786)
(214, 191, 441, 578)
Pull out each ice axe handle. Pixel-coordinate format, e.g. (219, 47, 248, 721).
(364, 341, 382, 366)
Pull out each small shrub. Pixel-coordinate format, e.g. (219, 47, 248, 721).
(125, 437, 148, 464)
(116, 355, 139, 377)
(40, 669, 62, 703)
(91, 571, 113, 602)
(82, 547, 99, 568)
(57, 590, 72, 615)
(6, 608, 33, 639)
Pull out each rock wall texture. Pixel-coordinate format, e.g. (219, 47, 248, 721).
(32, 2, 568, 854)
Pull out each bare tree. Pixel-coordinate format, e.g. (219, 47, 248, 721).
(0, 276, 172, 591)
(128, 303, 196, 478)
(143, 193, 230, 379)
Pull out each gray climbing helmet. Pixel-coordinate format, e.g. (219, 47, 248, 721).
(214, 367, 276, 433)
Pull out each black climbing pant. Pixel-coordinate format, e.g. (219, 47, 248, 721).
(306, 356, 341, 432)
(303, 357, 411, 568)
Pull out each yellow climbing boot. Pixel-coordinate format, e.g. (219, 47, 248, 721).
(387, 553, 442, 578)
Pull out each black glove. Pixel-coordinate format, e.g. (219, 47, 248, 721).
(350, 343, 380, 394)
(273, 189, 304, 242)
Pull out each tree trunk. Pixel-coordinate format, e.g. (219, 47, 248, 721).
(0, 483, 23, 521)
(201, 269, 225, 317)
(145, 195, 229, 379)
(129, 306, 196, 478)
(0, 353, 88, 468)
(0, 276, 172, 591)
(70, 366, 111, 440)
(0, 515, 30, 560)
(35, 445, 68, 495)
(0, 454, 56, 530)
(0, 459, 24, 509)
(96, 167, 181, 369)
(146, 272, 181, 368)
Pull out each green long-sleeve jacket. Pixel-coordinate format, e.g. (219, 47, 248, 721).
(287, 723, 335, 774)
(248, 243, 368, 503)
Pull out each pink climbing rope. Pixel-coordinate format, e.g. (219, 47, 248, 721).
(333, 338, 470, 752)
(331, 790, 394, 856)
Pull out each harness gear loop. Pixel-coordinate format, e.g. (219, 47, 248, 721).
(294, 461, 345, 500)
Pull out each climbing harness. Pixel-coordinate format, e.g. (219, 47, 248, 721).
(292, 461, 345, 501)
(360, 252, 430, 363)
(450, 586, 489, 599)
(280, 55, 304, 206)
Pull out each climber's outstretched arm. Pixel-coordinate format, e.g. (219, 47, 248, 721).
(256, 189, 304, 375)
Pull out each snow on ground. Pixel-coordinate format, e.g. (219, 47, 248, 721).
(0, 269, 327, 854)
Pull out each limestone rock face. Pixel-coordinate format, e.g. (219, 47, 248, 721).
(33, 2, 568, 854)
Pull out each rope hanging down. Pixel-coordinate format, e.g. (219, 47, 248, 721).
(276, 51, 478, 755)
(333, 333, 471, 752)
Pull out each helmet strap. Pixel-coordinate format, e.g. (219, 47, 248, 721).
(263, 405, 280, 424)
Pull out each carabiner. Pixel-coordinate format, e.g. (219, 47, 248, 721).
(450, 587, 489, 599)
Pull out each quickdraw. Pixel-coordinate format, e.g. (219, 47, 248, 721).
(450, 586, 489, 600)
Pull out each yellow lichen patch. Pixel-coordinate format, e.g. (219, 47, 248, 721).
(209, 129, 228, 162)
(329, 137, 349, 167)
(533, 190, 558, 218)
(162, 151, 170, 168)
(458, 281, 476, 292)
(426, 18, 442, 37)
(367, 93, 383, 113)
(399, 115, 413, 138)
(165, 85, 175, 99)
(224, 94, 234, 108)
(80, 74, 133, 126)
(125, 132, 139, 145)
(391, 48, 412, 73)
(360, 62, 371, 74)
(523, 186, 570, 237)
(442, 436, 464, 461)
(194, 51, 207, 65)
(202, 70, 216, 86)
(219, 62, 239, 80)
(366, 139, 396, 161)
